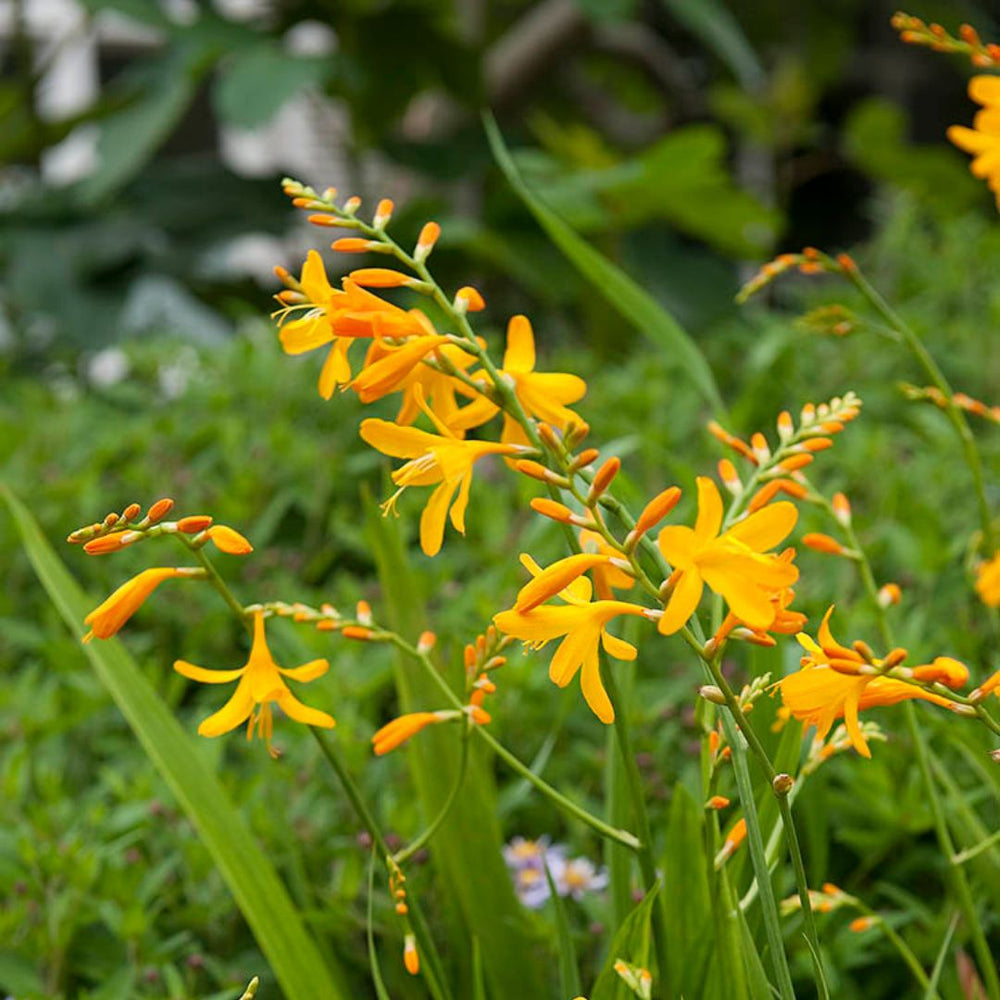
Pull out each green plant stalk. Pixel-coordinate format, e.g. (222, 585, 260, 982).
(716, 703, 796, 1000)
(852, 906, 933, 996)
(843, 265, 994, 553)
(703, 649, 829, 998)
(834, 513, 1000, 999)
(393, 727, 470, 865)
(312, 728, 453, 1000)
(601, 657, 673, 996)
(386, 635, 641, 851)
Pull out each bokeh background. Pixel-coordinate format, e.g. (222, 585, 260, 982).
(2, 1, 998, 998)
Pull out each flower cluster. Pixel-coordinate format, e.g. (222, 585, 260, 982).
(502, 836, 608, 909)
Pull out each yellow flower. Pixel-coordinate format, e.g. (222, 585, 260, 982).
(778, 608, 965, 758)
(948, 76, 1000, 207)
(656, 477, 798, 634)
(975, 552, 1000, 607)
(84, 567, 196, 642)
(174, 611, 334, 744)
(494, 554, 649, 723)
(351, 333, 460, 404)
(277, 251, 425, 398)
(360, 399, 526, 556)
(372, 711, 448, 755)
(450, 315, 586, 443)
(579, 529, 635, 599)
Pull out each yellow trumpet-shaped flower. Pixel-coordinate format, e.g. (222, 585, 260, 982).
(174, 611, 334, 744)
(948, 76, 1000, 208)
(450, 315, 586, 442)
(360, 394, 527, 556)
(84, 567, 199, 642)
(277, 251, 425, 398)
(778, 608, 965, 758)
(494, 554, 649, 723)
(656, 477, 798, 635)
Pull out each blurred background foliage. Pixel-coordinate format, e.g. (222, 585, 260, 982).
(1, 0, 998, 997)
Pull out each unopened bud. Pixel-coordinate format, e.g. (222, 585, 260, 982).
(587, 457, 620, 504)
(415, 222, 441, 262)
(563, 419, 590, 450)
(877, 583, 901, 607)
(706, 795, 730, 810)
(699, 685, 726, 705)
(569, 448, 600, 472)
(373, 198, 394, 228)
(403, 934, 419, 975)
(776, 411, 794, 441)
(831, 492, 851, 526)
(356, 600, 373, 626)
(628, 487, 682, 548)
(454, 286, 485, 313)
(803, 533, 845, 556)
(718, 459, 741, 495)
(772, 773, 794, 796)
(417, 630, 436, 653)
(122, 503, 141, 521)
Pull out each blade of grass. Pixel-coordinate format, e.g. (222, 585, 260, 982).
(544, 859, 583, 999)
(3, 484, 346, 1000)
(484, 113, 726, 416)
(924, 913, 959, 1000)
(364, 498, 546, 998)
(367, 851, 393, 1000)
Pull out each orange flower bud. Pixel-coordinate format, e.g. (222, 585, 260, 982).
(912, 657, 969, 689)
(706, 795, 730, 810)
(417, 630, 436, 653)
(83, 532, 135, 555)
(341, 625, 372, 640)
(373, 198, 394, 228)
(403, 934, 419, 975)
(774, 478, 809, 500)
(331, 238, 378, 252)
(356, 600, 372, 625)
(801, 437, 833, 452)
(587, 457, 620, 503)
(417, 221, 440, 249)
(877, 582, 901, 607)
(779, 454, 814, 472)
(708, 730, 720, 754)
(803, 533, 845, 555)
(776, 410, 794, 439)
(529, 497, 576, 524)
(514, 460, 564, 484)
(146, 498, 174, 522)
(455, 286, 485, 312)
(372, 712, 443, 755)
(348, 268, 413, 287)
(122, 503, 141, 521)
(632, 487, 682, 540)
(207, 525, 253, 555)
(750, 432, 770, 462)
(849, 916, 876, 933)
(748, 481, 782, 513)
(717, 459, 740, 494)
(177, 515, 214, 533)
(832, 492, 851, 526)
(569, 448, 600, 471)
(307, 214, 340, 227)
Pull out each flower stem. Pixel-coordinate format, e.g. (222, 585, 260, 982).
(387, 635, 641, 852)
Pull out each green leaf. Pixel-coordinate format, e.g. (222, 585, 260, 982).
(79, 49, 209, 204)
(590, 882, 660, 1000)
(3, 485, 347, 1000)
(544, 859, 583, 998)
(659, 0, 763, 89)
(484, 113, 725, 416)
(213, 44, 330, 129)
(364, 499, 546, 999)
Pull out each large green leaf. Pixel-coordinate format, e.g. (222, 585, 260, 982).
(213, 44, 330, 129)
(3, 485, 346, 1000)
(365, 503, 546, 999)
(589, 883, 660, 1000)
(485, 114, 725, 416)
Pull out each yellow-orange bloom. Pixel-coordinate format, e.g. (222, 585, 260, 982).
(778, 608, 965, 758)
(360, 402, 526, 556)
(372, 711, 447, 755)
(579, 530, 634, 599)
(975, 552, 1000, 607)
(174, 611, 334, 742)
(656, 477, 798, 634)
(948, 76, 1000, 207)
(207, 524, 253, 555)
(84, 567, 195, 641)
(494, 555, 649, 723)
(277, 251, 426, 398)
(449, 315, 586, 442)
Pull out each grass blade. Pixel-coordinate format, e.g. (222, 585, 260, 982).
(367, 851, 393, 1000)
(484, 113, 725, 416)
(544, 859, 583, 998)
(3, 484, 346, 1000)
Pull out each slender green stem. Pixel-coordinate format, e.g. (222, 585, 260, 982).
(834, 509, 1000, 999)
(843, 265, 994, 554)
(311, 728, 453, 1000)
(181, 539, 251, 628)
(855, 908, 934, 994)
(601, 658, 672, 995)
(952, 827, 1000, 866)
(393, 728, 470, 865)
(387, 635, 641, 851)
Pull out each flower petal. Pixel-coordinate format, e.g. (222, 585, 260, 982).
(725, 501, 798, 552)
(276, 690, 336, 728)
(694, 477, 723, 540)
(601, 630, 637, 661)
(279, 658, 330, 682)
(579, 645, 614, 723)
(360, 419, 440, 459)
(503, 315, 535, 372)
(657, 525, 697, 569)
(173, 660, 246, 684)
(198, 682, 255, 737)
(658, 569, 704, 635)
(420, 477, 460, 556)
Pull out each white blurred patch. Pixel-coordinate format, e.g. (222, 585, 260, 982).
(87, 346, 130, 387)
